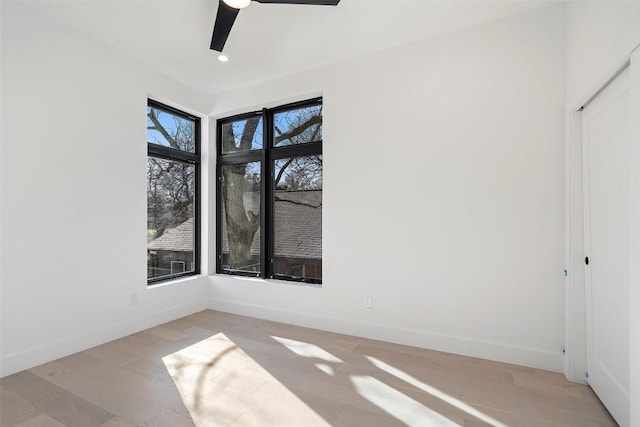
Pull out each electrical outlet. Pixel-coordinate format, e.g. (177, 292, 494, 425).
(363, 297, 372, 309)
(130, 293, 139, 306)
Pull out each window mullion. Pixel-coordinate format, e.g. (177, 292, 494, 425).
(260, 110, 269, 279)
(215, 161, 223, 274)
(270, 141, 323, 160)
(148, 145, 200, 164)
(217, 151, 262, 166)
(263, 109, 274, 279)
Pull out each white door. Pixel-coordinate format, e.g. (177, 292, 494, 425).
(582, 66, 630, 427)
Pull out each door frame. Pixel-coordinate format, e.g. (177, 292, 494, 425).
(580, 64, 631, 426)
(564, 23, 640, 427)
(628, 47, 640, 427)
(564, 60, 631, 384)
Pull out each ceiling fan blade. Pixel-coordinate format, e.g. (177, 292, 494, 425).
(210, 0, 240, 52)
(254, 0, 340, 5)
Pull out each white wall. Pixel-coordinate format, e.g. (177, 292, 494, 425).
(566, 1, 640, 106)
(0, 2, 210, 377)
(565, 1, 640, 421)
(209, 5, 566, 372)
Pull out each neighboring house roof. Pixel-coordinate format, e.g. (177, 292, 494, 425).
(148, 191, 321, 260)
(273, 191, 321, 260)
(147, 217, 194, 252)
(226, 190, 322, 260)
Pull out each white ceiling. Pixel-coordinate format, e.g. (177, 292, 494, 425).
(20, 0, 555, 95)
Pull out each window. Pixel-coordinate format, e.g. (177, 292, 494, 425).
(147, 100, 200, 284)
(217, 98, 323, 284)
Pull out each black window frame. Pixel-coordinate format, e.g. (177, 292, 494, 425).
(216, 97, 323, 284)
(147, 99, 201, 285)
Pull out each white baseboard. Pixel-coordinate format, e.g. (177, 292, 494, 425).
(0, 302, 206, 378)
(208, 298, 563, 373)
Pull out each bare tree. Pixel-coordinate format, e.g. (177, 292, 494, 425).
(147, 109, 195, 241)
(222, 108, 322, 270)
(147, 105, 323, 271)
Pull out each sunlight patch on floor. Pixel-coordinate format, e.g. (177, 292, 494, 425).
(314, 363, 335, 376)
(162, 333, 331, 426)
(271, 336, 343, 363)
(366, 356, 508, 427)
(271, 335, 342, 376)
(351, 375, 461, 426)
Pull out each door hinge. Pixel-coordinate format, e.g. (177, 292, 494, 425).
(585, 256, 589, 266)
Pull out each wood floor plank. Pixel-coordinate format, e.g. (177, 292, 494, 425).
(1, 371, 115, 427)
(462, 406, 560, 427)
(142, 325, 190, 342)
(0, 310, 617, 427)
(97, 418, 138, 427)
(28, 359, 193, 427)
(118, 357, 178, 388)
(229, 380, 332, 427)
(15, 413, 66, 427)
(0, 385, 43, 427)
(82, 340, 141, 367)
(56, 352, 190, 418)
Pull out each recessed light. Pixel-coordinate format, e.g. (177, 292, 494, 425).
(218, 54, 229, 63)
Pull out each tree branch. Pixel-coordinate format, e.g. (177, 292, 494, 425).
(274, 115, 322, 145)
(274, 158, 295, 187)
(148, 110, 180, 150)
(240, 117, 260, 151)
(275, 195, 321, 209)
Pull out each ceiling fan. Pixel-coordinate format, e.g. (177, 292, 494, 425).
(210, 0, 341, 52)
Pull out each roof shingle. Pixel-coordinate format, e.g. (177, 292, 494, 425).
(148, 191, 321, 260)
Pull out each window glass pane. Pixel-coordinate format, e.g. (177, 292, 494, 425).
(147, 157, 195, 280)
(273, 155, 322, 279)
(221, 162, 261, 273)
(221, 117, 263, 154)
(147, 106, 196, 153)
(274, 105, 322, 147)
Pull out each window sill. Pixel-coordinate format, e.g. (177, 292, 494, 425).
(148, 274, 204, 289)
(210, 274, 322, 289)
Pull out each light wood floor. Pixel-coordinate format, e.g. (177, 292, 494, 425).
(0, 310, 616, 427)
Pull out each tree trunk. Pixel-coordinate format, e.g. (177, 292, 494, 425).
(221, 118, 261, 269)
